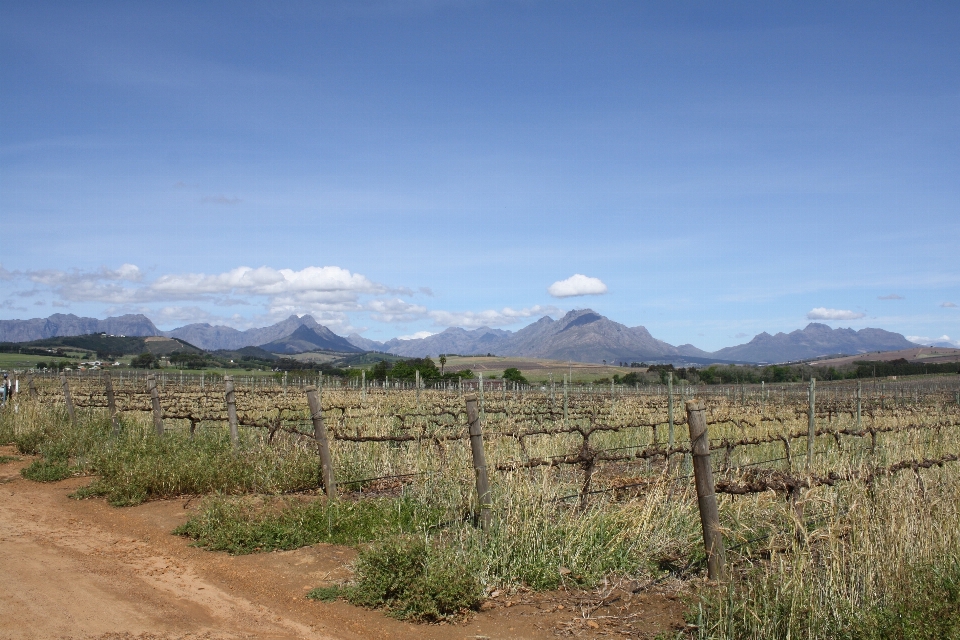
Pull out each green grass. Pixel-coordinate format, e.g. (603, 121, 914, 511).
(1, 404, 323, 506)
(0, 455, 21, 464)
(173, 494, 446, 553)
(20, 458, 74, 481)
(306, 585, 344, 602)
(75, 427, 321, 506)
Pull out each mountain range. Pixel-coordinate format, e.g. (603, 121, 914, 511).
(348, 310, 714, 363)
(0, 310, 920, 365)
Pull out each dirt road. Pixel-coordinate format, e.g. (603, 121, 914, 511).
(0, 448, 684, 639)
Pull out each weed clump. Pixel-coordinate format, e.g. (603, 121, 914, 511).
(174, 494, 444, 553)
(21, 458, 73, 482)
(347, 536, 483, 621)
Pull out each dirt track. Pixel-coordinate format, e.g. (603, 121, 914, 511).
(0, 448, 684, 639)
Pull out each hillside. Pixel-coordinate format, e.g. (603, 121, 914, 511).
(356, 309, 711, 364)
(712, 323, 917, 364)
(0, 314, 160, 342)
(259, 324, 363, 354)
(0, 334, 201, 357)
(0, 311, 926, 366)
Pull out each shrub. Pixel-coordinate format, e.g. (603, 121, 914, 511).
(347, 536, 483, 621)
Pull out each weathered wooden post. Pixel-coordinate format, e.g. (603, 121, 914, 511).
(306, 386, 336, 499)
(224, 375, 238, 447)
(667, 372, 675, 449)
(465, 393, 492, 531)
(563, 374, 568, 421)
(686, 400, 725, 580)
(807, 378, 816, 469)
(147, 374, 164, 436)
(59, 373, 76, 424)
(26, 372, 38, 399)
(104, 371, 119, 436)
(478, 372, 485, 418)
(361, 369, 366, 401)
(856, 380, 862, 429)
(415, 369, 421, 405)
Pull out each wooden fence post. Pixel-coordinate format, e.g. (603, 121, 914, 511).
(306, 386, 337, 499)
(104, 371, 119, 436)
(361, 370, 366, 401)
(224, 375, 238, 447)
(667, 372, 675, 449)
(686, 399, 725, 580)
(563, 374, 568, 421)
(856, 380, 862, 429)
(147, 374, 164, 436)
(478, 373, 484, 418)
(464, 393, 492, 531)
(807, 378, 816, 469)
(26, 372, 38, 399)
(59, 373, 76, 424)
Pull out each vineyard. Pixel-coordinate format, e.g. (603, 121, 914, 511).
(5, 370, 960, 638)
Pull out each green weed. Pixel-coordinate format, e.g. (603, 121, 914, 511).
(20, 458, 74, 482)
(174, 494, 445, 553)
(347, 535, 483, 621)
(305, 585, 345, 602)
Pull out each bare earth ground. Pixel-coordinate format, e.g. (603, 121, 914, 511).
(0, 447, 686, 640)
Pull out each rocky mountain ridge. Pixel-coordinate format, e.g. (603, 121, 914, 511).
(0, 311, 923, 365)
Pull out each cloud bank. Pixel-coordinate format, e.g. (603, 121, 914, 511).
(807, 307, 866, 321)
(547, 274, 608, 298)
(907, 334, 960, 347)
(1, 263, 559, 334)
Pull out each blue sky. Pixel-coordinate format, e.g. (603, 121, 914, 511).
(1, 1, 958, 350)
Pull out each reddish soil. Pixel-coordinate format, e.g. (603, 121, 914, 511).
(0, 446, 687, 639)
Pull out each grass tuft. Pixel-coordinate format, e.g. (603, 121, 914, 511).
(305, 585, 345, 602)
(20, 458, 74, 482)
(174, 494, 445, 553)
(347, 535, 483, 621)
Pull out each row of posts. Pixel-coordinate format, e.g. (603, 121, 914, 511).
(38, 371, 896, 583)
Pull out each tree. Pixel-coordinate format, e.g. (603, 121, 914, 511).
(370, 360, 392, 381)
(131, 352, 158, 369)
(439, 355, 447, 376)
(502, 367, 528, 385)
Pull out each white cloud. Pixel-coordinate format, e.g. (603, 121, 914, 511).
(907, 335, 960, 347)
(942, 302, 958, 308)
(807, 307, 866, 321)
(367, 299, 428, 323)
(150, 266, 384, 298)
(428, 305, 560, 328)
(16, 264, 146, 303)
(878, 294, 903, 300)
(547, 274, 608, 298)
(397, 331, 436, 340)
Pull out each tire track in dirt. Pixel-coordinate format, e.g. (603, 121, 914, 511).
(0, 463, 333, 640)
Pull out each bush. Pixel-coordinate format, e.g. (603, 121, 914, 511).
(347, 536, 483, 621)
(21, 458, 73, 482)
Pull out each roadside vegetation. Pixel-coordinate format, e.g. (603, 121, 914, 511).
(2, 374, 959, 633)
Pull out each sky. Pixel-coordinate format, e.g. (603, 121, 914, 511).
(1, 1, 958, 351)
